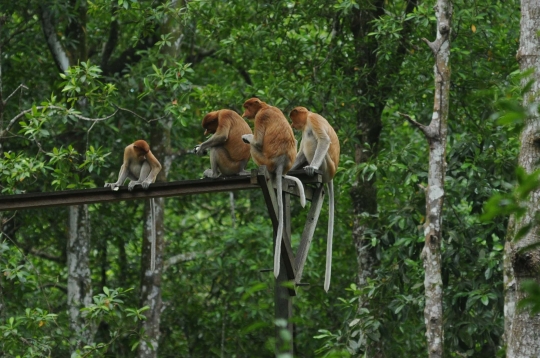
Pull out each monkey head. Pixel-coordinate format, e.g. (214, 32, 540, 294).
(133, 139, 150, 157)
(242, 98, 264, 119)
(202, 111, 219, 135)
(289, 107, 309, 130)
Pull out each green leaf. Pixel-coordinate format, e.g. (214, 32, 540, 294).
(481, 295, 489, 306)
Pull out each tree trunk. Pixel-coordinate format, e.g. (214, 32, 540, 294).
(503, 216, 516, 346)
(0, 16, 6, 148)
(351, 121, 383, 357)
(39, 5, 70, 73)
(346, 1, 417, 356)
(39, 3, 96, 354)
(0, 19, 5, 297)
(67, 205, 96, 351)
(404, 1, 452, 357)
(137, 119, 173, 358)
(137, 3, 181, 355)
(137, 197, 166, 357)
(348, 4, 385, 356)
(506, 1, 540, 353)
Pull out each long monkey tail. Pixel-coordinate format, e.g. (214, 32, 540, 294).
(150, 197, 156, 272)
(283, 174, 306, 207)
(324, 180, 334, 292)
(274, 167, 284, 278)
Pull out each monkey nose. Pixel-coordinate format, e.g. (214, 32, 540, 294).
(204, 129, 209, 135)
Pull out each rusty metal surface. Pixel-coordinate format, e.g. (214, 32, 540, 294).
(0, 169, 321, 211)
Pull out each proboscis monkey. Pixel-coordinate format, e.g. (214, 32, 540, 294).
(194, 109, 252, 178)
(104, 139, 162, 192)
(289, 107, 340, 292)
(241, 98, 306, 278)
(105, 139, 162, 271)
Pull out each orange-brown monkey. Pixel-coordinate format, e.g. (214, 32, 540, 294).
(289, 107, 340, 291)
(105, 139, 162, 191)
(242, 98, 306, 278)
(195, 109, 252, 178)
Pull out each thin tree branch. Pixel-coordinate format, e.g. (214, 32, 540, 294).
(41, 283, 68, 293)
(163, 250, 214, 271)
(422, 37, 439, 54)
(33, 136, 45, 155)
(4, 103, 163, 141)
(5, 106, 119, 134)
(215, 56, 253, 86)
(0, 19, 36, 48)
(2, 211, 17, 226)
(28, 248, 64, 263)
(182, 44, 249, 85)
(397, 112, 430, 137)
(111, 103, 163, 123)
(3, 84, 28, 104)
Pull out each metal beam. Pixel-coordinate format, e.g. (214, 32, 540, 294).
(0, 176, 256, 211)
(254, 167, 297, 294)
(0, 169, 321, 211)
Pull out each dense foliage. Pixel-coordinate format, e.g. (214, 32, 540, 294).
(0, 0, 521, 356)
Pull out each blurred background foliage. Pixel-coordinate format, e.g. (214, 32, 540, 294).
(0, 0, 523, 356)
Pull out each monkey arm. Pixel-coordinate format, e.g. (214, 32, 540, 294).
(309, 133, 331, 170)
(243, 118, 266, 152)
(105, 163, 130, 190)
(141, 151, 162, 186)
(105, 144, 135, 189)
(291, 149, 308, 170)
(128, 151, 162, 191)
(197, 133, 228, 155)
(291, 138, 307, 170)
(242, 133, 265, 153)
(204, 148, 222, 178)
(241, 134, 252, 143)
(198, 119, 231, 155)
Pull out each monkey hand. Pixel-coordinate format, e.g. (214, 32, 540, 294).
(303, 165, 318, 176)
(194, 145, 207, 156)
(127, 181, 140, 191)
(241, 134, 253, 144)
(104, 182, 121, 191)
(203, 169, 220, 178)
(141, 181, 152, 189)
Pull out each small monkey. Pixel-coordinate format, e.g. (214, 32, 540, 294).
(104, 139, 162, 191)
(241, 98, 306, 278)
(105, 140, 161, 271)
(194, 109, 252, 178)
(289, 107, 340, 292)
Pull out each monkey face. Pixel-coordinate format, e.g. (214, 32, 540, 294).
(289, 107, 308, 130)
(202, 111, 219, 135)
(133, 146, 147, 158)
(204, 126, 217, 135)
(133, 139, 150, 154)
